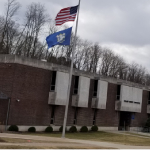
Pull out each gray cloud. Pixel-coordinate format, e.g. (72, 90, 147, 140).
(0, 0, 150, 70)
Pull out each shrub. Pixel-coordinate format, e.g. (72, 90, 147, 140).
(28, 127, 36, 132)
(144, 118, 150, 132)
(8, 125, 18, 132)
(145, 118, 150, 127)
(91, 125, 98, 132)
(69, 126, 77, 133)
(45, 126, 53, 133)
(80, 126, 88, 132)
(59, 126, 67, 132)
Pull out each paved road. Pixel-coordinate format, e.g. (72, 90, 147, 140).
(0, 133, 150, 149)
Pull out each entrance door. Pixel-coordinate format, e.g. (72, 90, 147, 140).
(119, 111, 131, 131)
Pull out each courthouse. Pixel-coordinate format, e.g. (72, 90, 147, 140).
(0, 55, 149, 131)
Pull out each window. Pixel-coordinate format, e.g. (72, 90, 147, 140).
(73, 76, 79, 94)
(93, 109, 97, 125)
(148, 91, 150, 104)
(73, 107, 78, 125)
(116, 85, 121, 100)
(50, 71, 56, 91)
(93, 80, 98, 97)
(50, 105, 55, 124)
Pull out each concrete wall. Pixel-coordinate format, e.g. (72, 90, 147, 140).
(120, 85, 143, 112)
(0, 125, 5, 132)
(78, 76, 90, 107)
(97, 80, 108, 109)
(55, 71, 69, 105)
(6, 125, 118, 132)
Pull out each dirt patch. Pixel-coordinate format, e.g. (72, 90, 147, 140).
(0, 138, 5, 142)
(0, 144, 112, 149)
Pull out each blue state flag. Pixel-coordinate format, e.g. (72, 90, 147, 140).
(46, 27, 72, 48)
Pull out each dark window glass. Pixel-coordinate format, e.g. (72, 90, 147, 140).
(50, 71, 56, 91)
(148, 91, 150, 104)
(148, 91, 150, 100)
(93, 80, 98, 97)
(93, 109, 97, 125)
(73, 76, 79, 94)
(73, 107, 78, 125)
(116, 85, 121, 100)
(50, 105, 55, 124)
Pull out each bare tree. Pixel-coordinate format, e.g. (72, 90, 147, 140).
(100, 49, 114, 76)
(15, 2, 49, 58)
(125, 62, 146, 84)
(0, 0, 20, 54)
(89, 43, 102, 73)
(145, 73, 150, 86)
(99, 48, 128, 78)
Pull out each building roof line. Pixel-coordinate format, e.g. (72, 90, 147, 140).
(0, 54, 149, 90)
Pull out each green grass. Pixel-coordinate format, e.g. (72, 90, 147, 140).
(22, 131, 150, 146)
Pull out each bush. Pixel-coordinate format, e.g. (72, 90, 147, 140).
(45, 126, 53, 133)
(8, 125, 18, 132)
(28, 127, 36, 132)
(69, 126, 77, 133)
(59, 126, 67, 132)
(145, 118, 150, 127)
(80, 126, 88, 132)
(144, 118, 150, 132)
(91, 125, 98, 132)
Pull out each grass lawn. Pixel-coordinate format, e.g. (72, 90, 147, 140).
(22, 131, 150, 146)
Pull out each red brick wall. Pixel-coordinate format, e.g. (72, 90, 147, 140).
(8, 64, 52, 125)
(0, 63, 15, 97)
(0, 63, 15, 125)
(130, 90, 148, 127)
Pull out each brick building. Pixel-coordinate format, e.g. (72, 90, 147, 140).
(0, 55, 149, 131)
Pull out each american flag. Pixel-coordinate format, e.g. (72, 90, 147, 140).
(55, 5, 78, 26)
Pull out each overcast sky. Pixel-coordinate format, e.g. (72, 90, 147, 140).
(0, 0, 150, 71)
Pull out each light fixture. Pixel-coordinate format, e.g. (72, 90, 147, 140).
(16, 99, 20, 102)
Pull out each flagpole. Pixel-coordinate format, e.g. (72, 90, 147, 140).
(62, 0, 81, 138)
